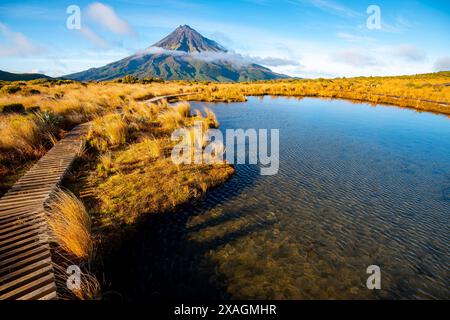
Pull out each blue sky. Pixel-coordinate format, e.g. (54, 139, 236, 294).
(0, 0, 449, 78)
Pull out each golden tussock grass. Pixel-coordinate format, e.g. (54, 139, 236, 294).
(98, 152, 112, 175)
(203, 107, 219, 128)
(45, 189, 92, 260)
(116, 137, 161, 166)
(158, 109, 185, 131)
(173, 101, 191, 117)
(94, 158, 234, 227)
(88, 114, 128, 151)
(0, 114, 43, 158)
(82, 100, 234, 229)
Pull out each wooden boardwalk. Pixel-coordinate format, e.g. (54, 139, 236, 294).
(0, 123, 89, 300)
(0, 93, 193, 300)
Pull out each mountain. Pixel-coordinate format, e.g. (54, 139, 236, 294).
(0, 70, 53, 81)
(64, 25, 288, 82)
(153, 25, 227, 53)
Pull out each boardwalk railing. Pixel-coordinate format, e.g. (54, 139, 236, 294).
(0, 93, 194, 300)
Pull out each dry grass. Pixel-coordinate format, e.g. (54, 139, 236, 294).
(158, 109, 185, 131)
(88, 114, 128, 151)
(0, 114, 43, 158)
(116, 137, 161, 165)
(45, 189, 92, 260)
(98, 152, 112, 175)
(52, 263, 101, 300)
(203, 107, 219, 128)
(173, 101, 191, 117)
(185, 72, 450, 114)
(94, 158, 234, 227)
(83, 100, 234, 229)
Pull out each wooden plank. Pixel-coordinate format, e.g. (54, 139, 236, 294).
(0, 234, 43, 254)
(0, 217, 45, 236)
(0, 258, 52, 284)
(0, 245, 49, 269)
(16, 281, 57, 300)
(0, 241, 43, 260)
(0, 264, 53, 293)
(0, 214, 44, 229)
(0, 250, 51, 275)
(0, 227, 44, 248)
(0, 208, 39, 220)
(38, 290, 58, 300)
(0, 273, 55, 300)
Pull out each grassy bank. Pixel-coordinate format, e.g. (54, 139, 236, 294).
(185, 72, 450, 114)
(80, 99, 234, 233)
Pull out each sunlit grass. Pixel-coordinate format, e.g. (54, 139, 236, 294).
(88, 114, 128, 151)
(45, 189, 92, 260)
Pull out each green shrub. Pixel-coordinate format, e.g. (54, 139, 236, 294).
(1, 103, 25, 113)
(122, 75, 139, 84)
(2, 85, 22, 94)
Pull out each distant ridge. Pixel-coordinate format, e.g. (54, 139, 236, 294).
(0, 70, 53, 81)
(64, 25, 288, 82)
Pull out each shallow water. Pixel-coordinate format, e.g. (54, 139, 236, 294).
(107, 97, 450, 300)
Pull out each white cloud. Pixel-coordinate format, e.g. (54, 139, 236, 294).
(140, 46, 300, 68)
(86, 2, 135, 36)
(252, 56, 300, 67)
(395, 45, 427, 62)
(336, 32, 374, 43)
(332, 48, 379, 67)
(79, 26, 111, 49)
(0, 22, 42, 57)
(30, 69, 46, 74)
(300, 0, 362, 18)
(395, 16, 412, 29)
(433, 57, 450, 72)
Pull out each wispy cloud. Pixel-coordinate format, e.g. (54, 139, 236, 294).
(86, 2, 135, 36)
(336, 32, 374, 43)
(0, 22, 42, 57)
(299, 0, 362, 18)
(332, 48, 379, 68)
(79, 26, 111, 49)
(394, 45, 427, 62)
(433, 57, 450, 72)
(379, 16, 414, 33)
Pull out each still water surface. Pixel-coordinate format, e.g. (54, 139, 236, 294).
(107, 97, 450, 300)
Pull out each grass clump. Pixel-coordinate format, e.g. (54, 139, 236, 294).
(95, 158, 234, 226)
(1, 85, 21, 94)
(203, 107, 219, 128)
(88, 114, 128, 151)
(158, 109, 185, 131)
(84, 101, 234, 229)
(0, 114, 44, 159)
(53, 264, 101, 300)
(174, 101, 191, 117)
(116, 137, 161, 166)
(45, 189, 92, 260)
